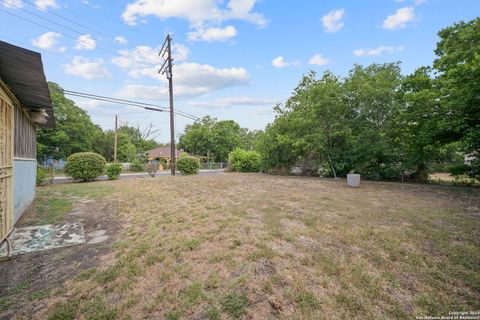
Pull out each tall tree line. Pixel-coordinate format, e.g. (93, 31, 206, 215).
(257, 18, 479, 181)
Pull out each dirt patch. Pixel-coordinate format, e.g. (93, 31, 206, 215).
(0, 197, 120, 319)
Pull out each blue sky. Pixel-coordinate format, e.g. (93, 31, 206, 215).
(1, 0, 479, 142)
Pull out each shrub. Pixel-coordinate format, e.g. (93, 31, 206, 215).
(177, 156, 200, 175)
(448, 163, 470, 177)
(130, 162, 144, 172)
(228, 148, 261, 172)
(106, 163, 122, 180)
(64, 152, 106, 182)
(36, 166, 46, 185)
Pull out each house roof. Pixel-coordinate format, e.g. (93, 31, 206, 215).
(0, 41, 54, 128)
(147, 145, 183, 158)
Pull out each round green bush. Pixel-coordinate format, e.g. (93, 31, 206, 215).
(129, 162, 144, 172)
(106, 163, 122, 180)
(228, 148, 261, 172)
(64, 152, 106, 182)
(176, 156, 200, 175)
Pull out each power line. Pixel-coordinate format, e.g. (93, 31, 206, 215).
(50, 88, 200, 121)
(0, 6, 119, 56)
(19, 0, 120, 44)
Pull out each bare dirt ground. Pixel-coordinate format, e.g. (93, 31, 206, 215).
(1, 173, 479, 320)
(0, 182, 120, 319)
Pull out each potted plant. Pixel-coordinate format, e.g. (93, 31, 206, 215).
(347, 171, 361, 187)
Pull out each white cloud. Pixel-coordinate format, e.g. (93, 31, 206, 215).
(34, 0, 58, 10)
(353, 45, 404, 57)
(75, 34, 96, 50)
(308, 54, 330, 66)
(414, 0, 427, 5)
(189, 96, 277, 109)
(63, 56, 111, 80)
(121, 0, 266, 27)
(2, 0, 23, 8)
(114, 36, 128, 45)
(118, 63, 249, 99)
(252, 108, 272, 116)
(112, 42, 247, 99)
(321, 9, 345, 33)
(111, 44, 189, 71)
(31, 31, 61, 49)
(112, 46, 160, 68)
(188, 25, 237, 42)
(383, 7, 415, 30)
(172, 43, 189, 61)
(272, 56, 289, 68)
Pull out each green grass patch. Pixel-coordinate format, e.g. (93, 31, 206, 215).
(221, 292, 249, 318)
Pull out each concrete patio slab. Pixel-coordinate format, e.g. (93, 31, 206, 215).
(0, 222, 85, 257)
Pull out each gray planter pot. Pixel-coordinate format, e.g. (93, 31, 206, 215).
(347, 173, 361, 187)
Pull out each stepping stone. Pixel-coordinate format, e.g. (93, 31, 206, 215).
(86, 230, 106, 238)
(0, 223, 85, 257)
(87, 235, 109, 244)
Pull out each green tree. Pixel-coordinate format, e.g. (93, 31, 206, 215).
(37, 82, 98, 160)
(433, 18, 480, 178)
(179, 116, 256, 162)
(178, 116, 216, 159)
(211, 120, 243, 162)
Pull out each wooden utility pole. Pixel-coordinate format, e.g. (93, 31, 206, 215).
(114, 114, 118, 163)
(159, 34, 176, 176)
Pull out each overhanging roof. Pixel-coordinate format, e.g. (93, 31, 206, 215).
(0, 40, 54, 128)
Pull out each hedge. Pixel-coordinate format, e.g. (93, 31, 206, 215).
(130, 162, 144, 172)
(177, 156, 200, 175)
(106, 163, 122, 180)
(64, 152, 106, 182)
(228, 148, 261, 172)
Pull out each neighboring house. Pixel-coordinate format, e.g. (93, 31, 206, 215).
(147, 145, 185, 166)
(40, 157, 65, 170)
(0, 41, 54, 244)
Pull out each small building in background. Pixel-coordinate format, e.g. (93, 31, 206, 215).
(146, 145, 185, 169)
(0, 41, 54, 244)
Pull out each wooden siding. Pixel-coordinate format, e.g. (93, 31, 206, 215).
(14, 106, 36, 159)
(0, 97, 14, 243)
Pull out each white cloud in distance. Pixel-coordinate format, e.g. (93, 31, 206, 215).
(322, 9, 345, 33)
(308, 54, 330, 66)
(75, 34, 96, 50)
(117, 63, 249, 100)
(112, 42, 249, 99)
(189, 96, 277, 109)
(64, 56, 111, 80)
(2, 0, 24, 9)
(188, 25, 237, 42)
(35, 0, 58, 10)
(383, 7, 415, 30)
(122, 0, 266, 27)
(353, 45, 404, 57)
(272, 56, 289, 68)
(114, 36, 128, 45)
(31, 31, 61, 49)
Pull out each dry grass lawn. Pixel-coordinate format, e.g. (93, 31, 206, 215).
(23, 174, 480, 319)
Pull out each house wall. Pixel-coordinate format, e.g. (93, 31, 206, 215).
(0, 84, 14, 242)
(13, 104, 37, 224)
(13, 159, 36, 224)
(0, 83, 38, 225)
